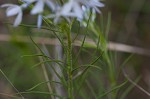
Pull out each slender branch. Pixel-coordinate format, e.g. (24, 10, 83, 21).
(0, 69, 25, 99)
(67, 28, 73, 99)
(36, 48, 55, 99)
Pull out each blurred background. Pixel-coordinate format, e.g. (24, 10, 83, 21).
(0, 0, 150, 99)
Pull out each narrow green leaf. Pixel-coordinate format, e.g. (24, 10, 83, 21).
(73, 52, 103, 80)
(16, 91, 66, 99)
(32, 60, 64, 68)
(72, 65, 102, 74)
(86, 80, 97, 98)
(120, 76, 141, 99)
(73, 12, 92, 66)
(0, 69, 24, 98)
(97, 81, 128, 99)
(27, 81, 62, 91)
(21, 54, 50, 58)
(43, 18, 66, 51)
(72, 21, 81, 42)
(105, 12, 111, 39)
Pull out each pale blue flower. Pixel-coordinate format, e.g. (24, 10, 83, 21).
(27, 0, 55, 28)
(46, 0, 84, 23)
(1, 4, 23, 27)
(61, 0, 83, 19)
(81, 6, 97, 27)
(30, 0, 55, 15)
(45, 5, 71, 23)
(1, 0, 104, 27)
(80, 0, 104, 13)
(56, 0, 104, 20)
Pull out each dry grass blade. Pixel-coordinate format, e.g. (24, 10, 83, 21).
(122, 69, 150, 97)
(0, 34, 150, 56)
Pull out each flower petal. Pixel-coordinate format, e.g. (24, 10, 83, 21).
(14, 11, 23, 26)
(6, 6, 20, 16)
(31, 0, 44, 15)
(61, 0, 73, 15)
(73, 2, 83, 19)
(0, 4, 15, 8)
(46, 0, 55, 11)
(79, 0, 104, 13)
(21, 3, 29, 8)
(93, 7, 101, 13)
(37, 14, 43, 28)
(92, 0, 105, 7)
(21, 0, 36, 3)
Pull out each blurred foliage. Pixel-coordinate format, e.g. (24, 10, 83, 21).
(0, 0, 150, 99)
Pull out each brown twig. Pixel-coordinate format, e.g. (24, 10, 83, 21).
(0, 34, 150, 56)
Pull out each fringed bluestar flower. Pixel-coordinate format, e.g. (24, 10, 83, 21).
(21, 0, 55, 28)
(1, 0, 104, 28)
(1, 4, 23, 27)
(61, 0, 104, 19)
(46, 0, 104, 23)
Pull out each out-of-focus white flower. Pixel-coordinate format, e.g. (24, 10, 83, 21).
(80, 0, 104, 13)
(1, 4, 23, 27)
(55, 0, 104, 20)
(61, 0, 83, 19)
(45, 5, 71, 24)
(30, 0, 55, 15)
(27, 0, 55, 28)
(81, 6, 96, 27)
(1, 0, 104, 28)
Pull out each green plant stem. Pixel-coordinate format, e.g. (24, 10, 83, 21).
(67, 28, 73, 99)
(104, 51, 117, 99)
